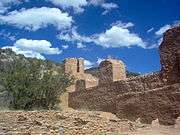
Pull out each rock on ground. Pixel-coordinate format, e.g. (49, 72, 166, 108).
(0, 109, 180, 135)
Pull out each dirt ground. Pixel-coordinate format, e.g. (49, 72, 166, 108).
(0, 109, 180, 135)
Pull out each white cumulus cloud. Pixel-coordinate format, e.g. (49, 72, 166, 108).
(2, 39, 61, 60)
(101, 3, 118, 15)
(89, 0, 118, 15)
(57, 28, 93, 43)
(57, 22, 146, 49)
(47, 0, 88, 13)
(0, 7, 73, 31)
(48, 0, 118, 14)
(111, 21, 134, 28)
(102, 3, 118, 10)
(89, 0, 104, 5)
(94, 24, 146, 48)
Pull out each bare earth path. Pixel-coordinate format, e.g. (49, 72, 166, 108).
(0, 109, 180, 135)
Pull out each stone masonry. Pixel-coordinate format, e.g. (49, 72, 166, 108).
(64, 58, 84, 75)
(60, 58, 98, 108)
(159, 26, 180, 83)
(64, 58, 99, 92)
(68, 26, 180, 125)
(99, 59, 126, 85)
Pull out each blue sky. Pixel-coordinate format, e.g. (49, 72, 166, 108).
(0, 0, 180, 73)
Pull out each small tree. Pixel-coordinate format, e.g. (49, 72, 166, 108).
(1, 59, 73, 110)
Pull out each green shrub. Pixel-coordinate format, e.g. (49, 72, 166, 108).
(1, 59, 73, 110)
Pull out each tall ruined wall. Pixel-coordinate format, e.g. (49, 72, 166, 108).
(64, 58, 77, 74)
(64, 58, 84, 74)
(99, 59, 126, 85)
(60, 58, 98, 109)
(68, 26, 180, 125)
(159, 26, 180, 83)
(63, 58, 98, 92)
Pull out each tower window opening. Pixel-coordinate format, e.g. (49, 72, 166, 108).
(77, 59, 80, 73)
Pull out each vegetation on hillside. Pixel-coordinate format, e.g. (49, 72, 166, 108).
(0, 49, 74, 110)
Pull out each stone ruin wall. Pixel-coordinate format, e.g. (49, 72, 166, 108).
(159, 26, 180, 83)
(68, 26, 180, 125)
(64, 58, 99, 92)
(59, 58, 98, 108)
(99, 59, 126, 85)
(69, 72, 166, 112)
(116, 83, 180, 125)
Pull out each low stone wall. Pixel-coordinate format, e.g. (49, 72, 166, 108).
(69, 77, 180, 125)
(69, 72, 167, 112)
(116, 83, 180, 125)
(117, 72, 166, 92)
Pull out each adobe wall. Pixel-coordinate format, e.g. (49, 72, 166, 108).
(68, 26, 180, 125)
